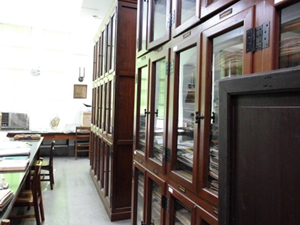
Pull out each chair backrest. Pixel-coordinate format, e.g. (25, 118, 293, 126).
(32, 158, 43, 203)
(49, 140, 55, 167)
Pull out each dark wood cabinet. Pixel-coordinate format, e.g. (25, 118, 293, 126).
(90, 0, 137, 221)
(133, 0, 300, 224)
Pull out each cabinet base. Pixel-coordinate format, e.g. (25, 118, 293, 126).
(89, 168, 131, 221)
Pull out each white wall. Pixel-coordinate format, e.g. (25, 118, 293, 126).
(0, 23, 93, 132)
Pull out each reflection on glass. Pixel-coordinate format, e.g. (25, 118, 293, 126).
(175, 46, 196, 181)
(174, 199, 191, 225)
(151, 58, 166, 164)
(138, 67, 148, 153)
(180, 0, 196, 25)
(210, 27, 243, 192)
(98, 86, 102, 129)
(110, 80, 114, 133)
(108, 146, 111, 198)
(153, 0, 167, 41)
(101, 85, 106, 130)
(111, 15, 116, 71)
(150, 180, 161, 225)
(137, 170, 144, 225)
(102, 30, 107, 75)
(280, 2, 300, 68)
(141, 0, 148, 50)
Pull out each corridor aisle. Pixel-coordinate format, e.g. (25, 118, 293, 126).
(10, 157, 131, 225)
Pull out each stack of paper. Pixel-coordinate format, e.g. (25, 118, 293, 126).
(0, 142, 31, 157)
(0, 189, 14, 211)
(0, 158, 29, 171)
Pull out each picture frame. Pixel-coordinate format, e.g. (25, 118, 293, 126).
(73, 84, 87, 99)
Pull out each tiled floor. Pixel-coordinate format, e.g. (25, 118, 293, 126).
(10, 157, 131, 225)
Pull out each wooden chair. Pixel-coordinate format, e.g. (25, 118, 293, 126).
(40, 140, 55, 190)
(9, 158, 45, 225)
(1, 219, 10, 225)
(75, 126, 91, 159)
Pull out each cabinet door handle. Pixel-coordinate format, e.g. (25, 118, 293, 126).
(144, 109, 150, 117)
(154, 109, 158, 117)
(195, 112, 204, 123)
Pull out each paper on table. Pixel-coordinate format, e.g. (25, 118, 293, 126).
(0, 159, 29, 171)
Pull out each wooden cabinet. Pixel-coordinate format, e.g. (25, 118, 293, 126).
(90, 0, 137, 221)
(133, 0, 300, 224)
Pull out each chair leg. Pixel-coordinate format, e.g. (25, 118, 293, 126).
(50, 169, 54, 190)
(33, 202, 41, 225)
(40, 197, 45, 222)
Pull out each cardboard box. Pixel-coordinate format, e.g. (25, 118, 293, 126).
(81, 112, 91, 127)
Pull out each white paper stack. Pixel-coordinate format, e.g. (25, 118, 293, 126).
(0, 189, 14, 211)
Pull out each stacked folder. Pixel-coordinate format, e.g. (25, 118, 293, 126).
(0, 189, 14, 211)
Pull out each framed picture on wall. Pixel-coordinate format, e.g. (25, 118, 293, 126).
(73, 84, 87, 99)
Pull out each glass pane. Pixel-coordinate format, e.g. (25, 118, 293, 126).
(151, 58, 166, 164)
(180, 0, 196, 25)
(280, 2, 300, 68)
(102, 30, 107, 75)
(101, 85, 106, 130)
(175, 46, 197, 181)
(141, 0, 148, 50)
(110, 79, 114, 133)
(108, 146, 112, 199)
(137, 170, 145, 224)
(138, 67, 149, 153)
(106, 82, 110, 133)
(111, 15, 116, 71)
(98, 86, 102, 128)
(150, 180, 161, 225)
(210, 26, 243, 192)
(174, 199, 191, 225)
(153, 0, 167, 41)
(107, 24, 111, 72)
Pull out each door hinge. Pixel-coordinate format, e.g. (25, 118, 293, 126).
(167, 12, 173, 28)
(161, 195, 169, 212)
(166, 61, 173, 76)
(163, 147, 171, 162)
(246, 21, 270, 53)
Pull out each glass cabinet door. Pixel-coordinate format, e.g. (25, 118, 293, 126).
(137, 65, 149, 155)
(148, 0, 171, 49)
(102, 29, 107, 75)
(134, 166, 145, 225)
(98, 36, 103, 78)
(98, 85, 103, 131)
(168, 186, 194, 225)
(172, 0, 200, 37)
(170, 35, 200, 190)
(147, 173, 165, 225)
(137, 0, 149, 56)
(148, 51, 168, 168)
(279, 2, 300, 68)
(110, 13, 116, 72)
(208, 27, 244, 194)
(201, 7, 253, 205)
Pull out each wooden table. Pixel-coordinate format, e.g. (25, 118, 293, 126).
(0, 138, 43, 221)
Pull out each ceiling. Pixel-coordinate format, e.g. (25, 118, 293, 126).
(0, 0, 114, 39)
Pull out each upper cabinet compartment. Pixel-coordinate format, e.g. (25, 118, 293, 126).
(172, 0, 200, 37)
(148, 0, 171, 49)
(136, 0, 149, 56)
(137, 0, 171, 55)
(279, 1, 300, 69)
